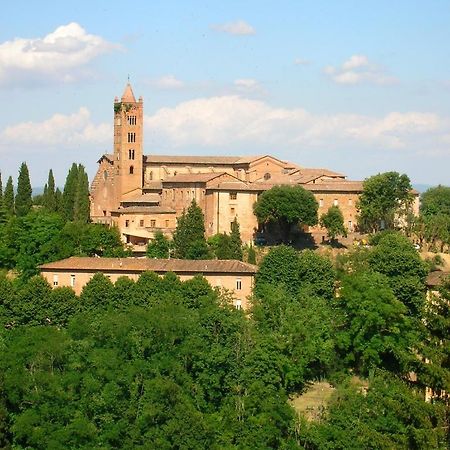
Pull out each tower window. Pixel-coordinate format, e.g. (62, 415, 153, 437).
(127, 115, 137, 125)
(127, 132, 136, 143)
(128, 149, 135, 160)
(129, 166, 134, 174)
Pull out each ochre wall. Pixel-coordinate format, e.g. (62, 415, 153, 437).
(41, 269, 253, 307)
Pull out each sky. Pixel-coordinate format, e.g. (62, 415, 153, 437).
(0, 0, 449, 188)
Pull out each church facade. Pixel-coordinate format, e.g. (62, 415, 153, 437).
(90, 83, 366, 248)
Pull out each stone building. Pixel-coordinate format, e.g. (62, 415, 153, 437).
(40, 257, 257, 309)
(90, 82, 374, 247)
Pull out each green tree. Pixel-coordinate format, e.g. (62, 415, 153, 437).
(15, 162, 32, 217)
(173, 200, 209, 259)
(335, 272, 415, 375)
(298, 372, 447, 449)
(54, 187, 63, 214)
(368, 232, 428, 316)
(229, 217, 243, 260)
(421, 185, 450, 217)
(253, 185, 318, 242)
(146, 231, 170, 258)
(73, 165, 90, 223)
(0, 172, 5, 224)
(357, 171, 413, 233)
(43, 169, 57, 212)
(62, 163, 79, 221)
(247, 244, 256, 264)
(79, 273, 114, 312)
(4, 176, 14, 216)
(320, 205, 347, 242)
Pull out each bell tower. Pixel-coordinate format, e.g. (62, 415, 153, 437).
(113, 82, 143, 201)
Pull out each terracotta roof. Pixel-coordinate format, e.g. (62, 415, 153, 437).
(97, 154, 114, 164)
(121, 193, 160, 204)
(303, 181, 364, 193)
(426, 271, 450, 288)
(288, 168, 346, 178)
(40, 257, 258, 274)
(207, 180, 252, 191)
(162, 172, 227, 184)
(121, 82, 136, 103)
(111, 206, 175, 214)
(145, 155, 246, 165)
(143, 181, 163, 190)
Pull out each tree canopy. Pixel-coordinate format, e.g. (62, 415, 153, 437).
(253, 185, 318, 242)
(320, 205, 347, 242)
(357, 171, 413, 233)
(15, 162, 33, 217)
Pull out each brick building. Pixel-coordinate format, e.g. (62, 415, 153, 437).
(90, 82, 397, 247)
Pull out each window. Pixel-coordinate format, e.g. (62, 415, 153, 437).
(229, 192, 237, 200)
(319, 199, 324, 207)
(139, 219, 144, 227)
(348, 220, 353, 231)
(235, 299, 242, 310)
(127, 132, 136, 143)
(230, 222, 234, 230)
(148, 171, 153, 181)
(127, 115, 137, 125)
(236, 279, 242, 290)
(348, 199, 353, 206)
(53, 274, 58, 286)
(125, 220, 129, 227)
(70, 275, 75, 287)
(128, 149, 135, 160)
(165, 220, 169, 228)
(103, 170, 108, 180)
(150, 220, 156, 228)
(129, 166, 134, 174)
(230, 207, 235, 214)
(264, 172, 271, 180)
(333, 199, 338, 206)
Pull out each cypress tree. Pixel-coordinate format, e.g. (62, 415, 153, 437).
(247, 244, 257, 265)
(44, 169, 57, 212)
(15, 162, 32, 217)
(230, 217, 243, 261)
(173, 200, 209, 259)
(73, 165, 90, 223)
(62, 163, 79, 221)
(0, 173, 4, 223)
(55, 188, 63, 214)
(4, 176, 14, 216)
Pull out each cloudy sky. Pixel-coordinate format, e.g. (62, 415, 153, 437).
(1, 0, 449, 187)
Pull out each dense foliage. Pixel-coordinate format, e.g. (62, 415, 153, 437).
(320, 205, 347, 242)
(357, 171, 413, 233)
(173, 200, 210, 259)
(253, 185, 318, 242)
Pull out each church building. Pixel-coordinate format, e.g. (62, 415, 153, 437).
(90, 82, 365, 249)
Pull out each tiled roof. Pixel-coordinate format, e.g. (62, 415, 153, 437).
(40, 257, 258, 274)
(111, 206, 175, 214)
(145, 155, 247, 165)
(162, 172, 227, 183)
(288, 168, 346, 178)
(303, 181, 364, 192)
(97, 154, 114, 164)
(121, 193, 160, 204)
(143, 181, 163, 190)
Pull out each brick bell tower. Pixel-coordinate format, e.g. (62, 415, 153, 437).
(113, 81, 144, 202)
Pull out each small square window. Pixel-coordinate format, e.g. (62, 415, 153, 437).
(319, 199, 324, 207)
(150, 220, 156, 228)
(229, 192, 237, 200)
(125, 220, 129, 227)
(230, 207, 235, 214)
(140, 219, 144, 227)
(70, 275, 76, 287)
(348, 199, 353, 206)
(53, 274, 58, 286)
(333, 199, 338, 206)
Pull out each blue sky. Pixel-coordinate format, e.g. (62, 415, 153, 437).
(0, 0, 449, 187)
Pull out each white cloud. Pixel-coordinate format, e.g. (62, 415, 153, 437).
(324, 54, 397, 85)
(211, 20, 256, 36)
(144, 95, 448, 153)
(0, 107, 111, 147)
(0, 22, 120, 86)
(233, 78, 264, 95)
(151, 74, 185, 90)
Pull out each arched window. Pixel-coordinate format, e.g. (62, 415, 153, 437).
(128, 149, 135, 160)
(264, 172, 271, 180)
(129, 166, 134, 174)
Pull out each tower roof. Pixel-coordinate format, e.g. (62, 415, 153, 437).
(121, 82, 136, 103)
